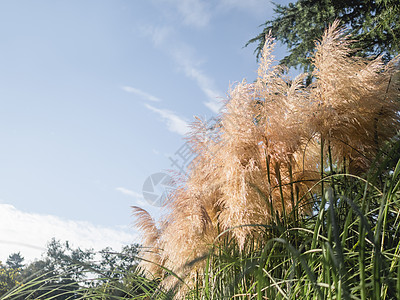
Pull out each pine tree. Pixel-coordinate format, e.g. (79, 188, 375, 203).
(5, 253, 24, 270)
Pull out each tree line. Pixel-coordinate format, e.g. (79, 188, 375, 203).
(0, 239, 152, 299)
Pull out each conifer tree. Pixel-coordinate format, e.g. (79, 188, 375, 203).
(247, 0, 400, 72)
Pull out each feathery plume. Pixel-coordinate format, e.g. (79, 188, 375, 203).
(131, 21, 400, 297)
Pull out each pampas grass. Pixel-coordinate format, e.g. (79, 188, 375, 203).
(311, 21, 400, 174)
(132, 21, 400, 298)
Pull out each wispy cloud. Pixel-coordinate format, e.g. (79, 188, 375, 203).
(152, 0, 271, 30)
(116, 187, 143, 199)
(157, 0, 211, 28)
(116, 187, 154, 208)
(122, 86, 161, 102)
(141, 25, 223, 113)
(144, 104, 189, 136)
(172, 47, 223, 113)
(174, 0, 211, 28)
(217, 0, 274, 18)
(139, 25, 174, 46)
(0, 204, 138, 263)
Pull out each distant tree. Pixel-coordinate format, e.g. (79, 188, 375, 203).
(45, 238, 94, 282)
(98, 244, 139, 280)
(5, 253, 24, 270)
(7, 239, 94, 300)
(89, 244, 141, 297)
(247, 0, 400, 72)
(0, 240, 143, 299)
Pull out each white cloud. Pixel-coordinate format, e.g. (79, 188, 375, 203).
(144, 104, 189, 136)
(159, 0, 211, 28)
(204, 98, 224, 113)
(173, 49, 223, 113)
(153, 0, 271, 29)
(139, 25, 174, 46)
(141, 26, 223, 113)
(0, 204, 138, 263)
(122, 86, 161, 102)
(116, 187, 143, 199)
(175, 0, 211, 28)
(116, 187, 153, 208)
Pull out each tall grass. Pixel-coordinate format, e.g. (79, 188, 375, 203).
(4, 153, 400, 299)
(132, 20, 400, 298)
(187, 138, 400, 299)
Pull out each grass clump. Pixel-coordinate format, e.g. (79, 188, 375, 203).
(132, 21, 400, 299)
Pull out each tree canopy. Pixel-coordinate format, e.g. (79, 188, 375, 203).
(247, 0, 400, 72)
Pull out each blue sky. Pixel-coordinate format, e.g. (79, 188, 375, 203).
(0, 0, 290, 262)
